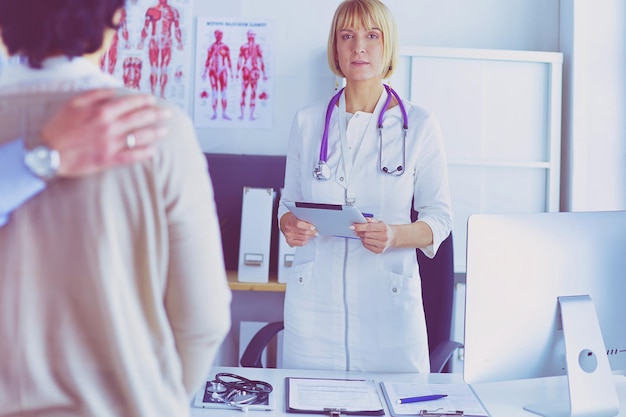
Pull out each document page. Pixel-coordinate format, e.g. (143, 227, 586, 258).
(286, 377, 384, 414)
(380, 381, 489, 417)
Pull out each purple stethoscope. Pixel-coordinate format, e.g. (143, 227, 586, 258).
(313, 84, 408, 181)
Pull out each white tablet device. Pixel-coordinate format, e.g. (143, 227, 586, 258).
(192, 379, 276, 412)
(283, 201, 370, 238)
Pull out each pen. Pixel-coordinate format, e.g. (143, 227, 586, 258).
(396, 394, 448, 404)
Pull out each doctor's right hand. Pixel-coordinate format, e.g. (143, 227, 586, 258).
(279, 212, 317, 247)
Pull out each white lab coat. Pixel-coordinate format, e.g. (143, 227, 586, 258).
(278, 88, 452, 372)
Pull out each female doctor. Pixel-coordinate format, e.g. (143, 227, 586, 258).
(278, 0, 452, 373)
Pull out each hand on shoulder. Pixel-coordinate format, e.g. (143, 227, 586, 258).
(41, 89, 170, 177)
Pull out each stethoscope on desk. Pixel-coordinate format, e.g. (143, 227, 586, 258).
(314, 83, 408, 181)
(203, 372, 273, 411)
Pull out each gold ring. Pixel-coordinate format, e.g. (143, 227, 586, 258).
(125, 133, 137, 149)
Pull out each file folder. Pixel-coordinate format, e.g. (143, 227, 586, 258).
(238, 187, 275, 283)
(278, 189, 296, 283)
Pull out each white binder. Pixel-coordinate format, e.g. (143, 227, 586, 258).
(237, 187, 275, 283)
(278, 233, 295, 283)
(277, 188, 296, 283)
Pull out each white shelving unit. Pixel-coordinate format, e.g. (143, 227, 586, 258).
(391, 46, 563, 273)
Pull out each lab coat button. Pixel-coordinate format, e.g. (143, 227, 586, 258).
(392, 287, 398, 293)
(298, 277, 304, 283)
(339, 176, 344, 182)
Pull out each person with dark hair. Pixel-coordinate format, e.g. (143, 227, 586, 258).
(0, 89, 169, 227)
(0, 1, 232, 416)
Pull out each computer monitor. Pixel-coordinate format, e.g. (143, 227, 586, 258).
(463, 211, 626, 416)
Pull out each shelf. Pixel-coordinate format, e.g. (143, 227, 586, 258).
(226, 270, 286, 292)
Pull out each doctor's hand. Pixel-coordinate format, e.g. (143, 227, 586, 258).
(352, 218, 395, 254)
(279, 212, 318, 247)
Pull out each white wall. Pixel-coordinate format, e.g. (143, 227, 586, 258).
(560, 0, 626, 211)
(192, 0, 560, 155)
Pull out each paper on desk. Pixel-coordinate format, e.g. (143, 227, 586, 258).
(286, 377, 384, 415)
(380, 381, 489, 417)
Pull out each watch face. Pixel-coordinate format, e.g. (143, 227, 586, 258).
(24, 145, 60, 179)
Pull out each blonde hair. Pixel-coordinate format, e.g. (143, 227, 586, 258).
(327, 0, 398, 79)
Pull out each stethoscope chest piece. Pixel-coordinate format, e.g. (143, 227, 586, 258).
(313, 160, 331, 181)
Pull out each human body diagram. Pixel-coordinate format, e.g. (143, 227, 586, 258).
(202, 30, 233, 120)
(96, 0, 191, 111)
(193, 20, 272, 128)
(137, 0, 183, 98)
(235, 30, 268, 121)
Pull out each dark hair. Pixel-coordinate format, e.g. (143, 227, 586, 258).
(0, 0, 125, 68)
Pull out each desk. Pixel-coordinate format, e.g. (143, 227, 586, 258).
(471, 374, 626, 417)
(190, 367, 626, 417)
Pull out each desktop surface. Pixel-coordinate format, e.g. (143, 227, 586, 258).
(190, 366, 462, 416)
(190, 366, 626, 416)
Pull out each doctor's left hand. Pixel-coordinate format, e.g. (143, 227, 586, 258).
(352, 219, 395, 254)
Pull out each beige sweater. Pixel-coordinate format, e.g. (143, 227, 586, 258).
(0, 59, 232, 417)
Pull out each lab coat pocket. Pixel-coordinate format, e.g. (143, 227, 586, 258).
(385, 271, 420, 298)
(287, 260, 314, 288)
(378, 271, 424, 348)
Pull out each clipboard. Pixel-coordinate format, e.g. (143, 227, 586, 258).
(285, 377, 385, 416)
(379, 381, 489, 417)
(283, 201, 369, 238)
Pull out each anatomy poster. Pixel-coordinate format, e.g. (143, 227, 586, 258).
(194, 18, 273, 129)
(100, 0, 193, 112)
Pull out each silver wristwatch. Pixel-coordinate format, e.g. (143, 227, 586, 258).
(24, 145, 61, 180)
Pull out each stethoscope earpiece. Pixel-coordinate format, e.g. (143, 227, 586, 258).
(382, 165, 403, 174)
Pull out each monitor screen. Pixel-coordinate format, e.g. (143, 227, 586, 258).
(463, 210, 626, 385)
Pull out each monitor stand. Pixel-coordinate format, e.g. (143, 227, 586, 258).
(524, 295, 619, 417)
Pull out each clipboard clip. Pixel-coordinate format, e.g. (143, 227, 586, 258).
(418, 410, 465, 416)
(324, 407, 347, 417)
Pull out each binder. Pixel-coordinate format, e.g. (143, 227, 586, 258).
(237, 187, 275, 283)
(278, 230, 295, 283)
(277, 188, 296, 283)
(285, 377, 384, 416)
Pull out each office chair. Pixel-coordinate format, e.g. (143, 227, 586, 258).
(240, 233, 463, 373)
